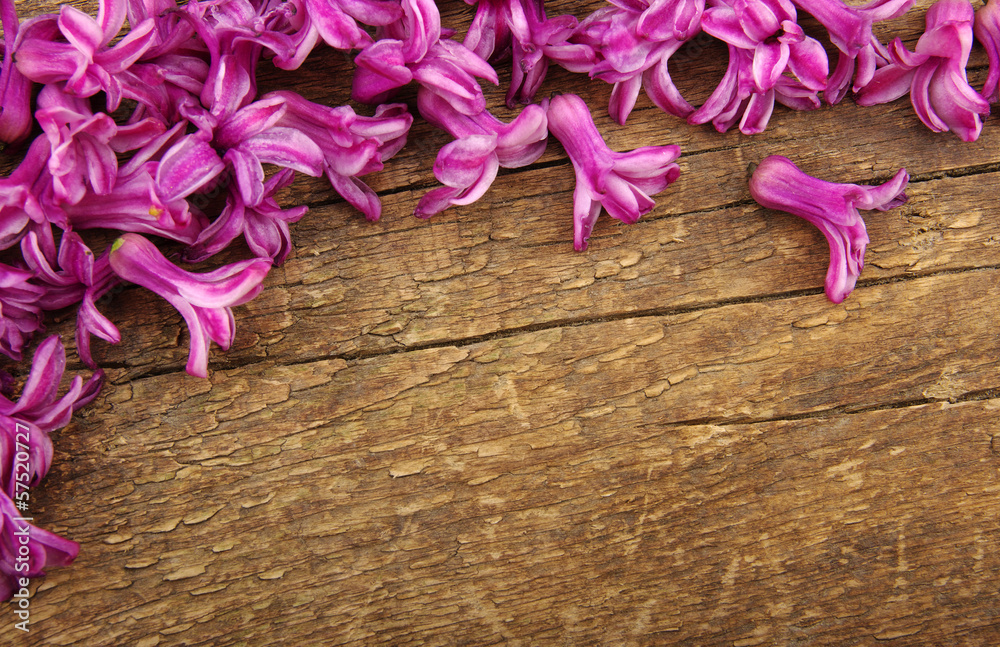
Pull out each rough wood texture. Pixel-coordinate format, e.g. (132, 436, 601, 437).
(5, 0, 1000, 645)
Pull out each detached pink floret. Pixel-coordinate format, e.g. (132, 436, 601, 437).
(749, 155, 909, 303)
(108, 233, 271, 377)
(856, 0, 989, 141)
(545, 93, 681, 251)
(414, 88, 549, 218)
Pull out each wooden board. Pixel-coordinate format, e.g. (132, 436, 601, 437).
(5, 0, 1000, 644)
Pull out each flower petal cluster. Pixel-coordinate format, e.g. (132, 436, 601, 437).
(187, 168, 309, 265)
(414, 89, 548, 217)
(0, 335, 102, 600)
(0, 265, 46, 361)
(975, 0, 1000, 102)
(856, 0, 988, 141)
(464, 0, 597, 107)
(575, 1, 701, 124)
(689, 0, 828, 134)
(20, 231, 121, 368)
(794, 0, 914, 104)
(545, 93, 681, 251)
(353, 0, 498, 114)
(749, 155, 909, 303)
(0, 0, 33, 146)
(0, 137, 58, 250)
(108, 233, 271, 378)
(62, 134, 219, 244)
(1, 0, 414, 379)
(267, 92, 414, 220)
(14, 0, 156, 110)
(36, 84, 119, 205)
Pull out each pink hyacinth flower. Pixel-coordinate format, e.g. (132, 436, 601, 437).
(0, 0, 33, 146)
(975, 0, 1000, 102)
(14, 0, 156, 110)
(749, 155, 909, 303)
(414, 88, 548, 217)
(577, 3, 698, 124)
(793, 0, 914, 104)
(545, 93, 681, 251)
(0, 494, 79, 600)
(464, 0, 597, 107)
(0, 335, 102, 435)
(856, 0, 989, 141)
(35, 84, 119, 205)
(185, 168, 309, 265)
(108, 233, 271, 377)
(20, 231, 121, 368)
(62, 131, 222, 244)
(688, 0, 828, 134)
(0, 264, 46, 361)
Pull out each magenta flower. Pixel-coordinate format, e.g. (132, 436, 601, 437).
(14, 0, 157, 110)
(353, 0, 498, 115)
(0, 335, 102, 436)
(631, 0, 706, 41)
(749, 155, 909, 303)
(115, 50, 213, 134)
(688, 0, 828, 134)
(0, 494, 80, 601)
(0, 335, 103, 600)
(410, 38, 500, 116)
(545, 93, 681, 251)
(186, 168, 309, 265)
(856, 0, 989, 141)
(261, 92, 412, 220)
(794, 0, 914, 104)
(63, 132, 223, 244)
(416, 135, 501, 217)
(307, 0, 402, 50)
(213, 95, 325, 208)
(35, 84, 118, 205)
(0, 137, 51, 250)
(0, 336, 99, 601)
(61, 163, 206, 244)
(464, 0, 597, 107)
(352, 0, 443, 104)
(576, 4, 698, 124)
(415, 88, 548, 217)
(124, 0, 196, 59)
(1, 418, 50, 501)
(463, 0, 511, 61)
(258, 0, 404, 71)
(108, 233, 271, 377)
(20, 231, 120, 368)
(975, 0, 1000, 102)
(0, 265, 46, 361)
(0, 0, 33, 146)
(177, 0, 273, 120)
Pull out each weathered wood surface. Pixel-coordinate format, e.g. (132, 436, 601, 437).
(5, 0, 1000, 645)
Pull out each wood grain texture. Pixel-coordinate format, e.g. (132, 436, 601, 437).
(5, 0, 1000, 645)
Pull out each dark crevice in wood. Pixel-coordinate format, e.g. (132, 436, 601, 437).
(81, 264, 1000, 386)
(688, 397, 955, 429)
(674, 386, 1000, 430)
(909, 161, 1000, 183)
